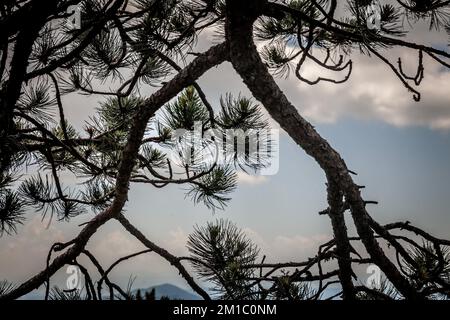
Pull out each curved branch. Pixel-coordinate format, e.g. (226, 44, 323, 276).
(225, 0, 421, 300)
(116, 214, 211, 301)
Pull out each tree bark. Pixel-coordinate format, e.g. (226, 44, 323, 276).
(224, 0, 420, 300)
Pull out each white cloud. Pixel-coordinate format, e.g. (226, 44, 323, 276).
(241, 227, 331, 262)
(0, 216, 66, 283)
(90, 229, 145, 264)
(276, 47, 450, 131)
(162, 227, 189, 256)
(271, 234, 330, 261)
(236, 171, 269, 186)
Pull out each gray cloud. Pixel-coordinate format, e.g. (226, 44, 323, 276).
(277, 48, 450, 130)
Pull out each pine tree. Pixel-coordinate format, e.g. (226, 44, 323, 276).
(1, 0, 450, 300)
(145, 288, 156, 301)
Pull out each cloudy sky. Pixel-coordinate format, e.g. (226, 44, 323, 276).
(1, 5, 450, 297)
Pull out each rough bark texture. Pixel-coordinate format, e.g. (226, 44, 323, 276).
(225, 0, 420, 300)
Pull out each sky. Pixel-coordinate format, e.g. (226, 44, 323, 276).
(1, 4, 450, 297)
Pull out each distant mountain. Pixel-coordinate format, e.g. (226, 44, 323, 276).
(135, 283, 201, 300)
(19, 283, 201, 300)
(20, 283, 340, 300)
